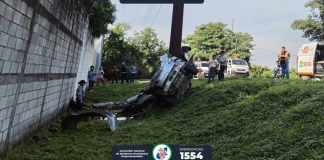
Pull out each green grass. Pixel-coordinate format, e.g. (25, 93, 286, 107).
(4, 79, 324, 160)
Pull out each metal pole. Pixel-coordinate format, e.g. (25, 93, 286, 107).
(232, 18, 237, 53)
(169, 0, 184, 56)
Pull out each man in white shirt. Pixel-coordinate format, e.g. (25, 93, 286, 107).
(208, 54, 218, 83)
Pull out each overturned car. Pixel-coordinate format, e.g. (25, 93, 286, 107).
(62, 51, 198, 130)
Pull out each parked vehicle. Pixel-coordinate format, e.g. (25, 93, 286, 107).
(297, 42, 324, 79)
(226, 59, 250, 77)
(195, 61, 210, 78)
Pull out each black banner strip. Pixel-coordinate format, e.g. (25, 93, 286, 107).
(0, 73, 77, 85)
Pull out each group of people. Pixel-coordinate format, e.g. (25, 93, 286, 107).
(111, 63, 140, 84)
(206, 46, 291, 82)
(207, 49, 228, 83)
(74, 64, 139, 110)
(74, 65, 105, 110)
(87, 65, 107, 90)
(88, 63, 140, 87)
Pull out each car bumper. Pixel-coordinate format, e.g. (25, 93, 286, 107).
(231, 72, 249, 76)
(234, 71, 249, 74)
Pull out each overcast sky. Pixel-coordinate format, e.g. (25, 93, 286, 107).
(111, 0, 311, 68)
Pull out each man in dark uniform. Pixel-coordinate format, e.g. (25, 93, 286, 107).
(120, 62, 129, 84)
(87, 65, 96, 90)
(216, 49, 228, 81)
(178, 46, 191, 61)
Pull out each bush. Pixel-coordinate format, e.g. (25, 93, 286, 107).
(250, 65, 272, 78)
(250, 65, 298, 79)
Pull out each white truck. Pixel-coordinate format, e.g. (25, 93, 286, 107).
(297, 42, 324, 79)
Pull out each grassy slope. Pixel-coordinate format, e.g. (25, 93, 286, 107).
(5, 79, 324, 160)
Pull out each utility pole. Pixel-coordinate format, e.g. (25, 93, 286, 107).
(169, 0, 184, 56)
(232, 18, 237, 55)
(120, 0, 204, 56)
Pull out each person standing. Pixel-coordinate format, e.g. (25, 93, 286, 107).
(217, 49, 228, 81)
(278, 46, 290, 79)
(179, 46, 191, 62)
(129, 65, 138, 84)
(120, 62, 129, 84)
(87, 65, 96, 90)
(111, 65, 119, 84)
(208, 55, 218, 83)
(97, 67, 105, 85)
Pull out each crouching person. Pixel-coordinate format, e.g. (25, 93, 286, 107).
(76, 80, 86, 110)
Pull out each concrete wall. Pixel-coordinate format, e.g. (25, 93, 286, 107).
(0, 0, 97, 152)
(74, 29, 98, 94)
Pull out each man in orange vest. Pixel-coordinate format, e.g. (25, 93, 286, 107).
(277, 46, 290, 79)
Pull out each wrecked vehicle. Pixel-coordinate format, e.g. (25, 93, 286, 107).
(62, 51, 198, 130)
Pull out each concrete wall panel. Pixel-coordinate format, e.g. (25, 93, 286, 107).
(0, 0, 98, 153)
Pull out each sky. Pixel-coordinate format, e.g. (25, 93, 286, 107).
(111, 0, 311, 68)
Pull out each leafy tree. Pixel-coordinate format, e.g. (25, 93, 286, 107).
(130, 28, 167, 75)
(102, 25, 166, 78)
(230, 32, 254, 59)
(58, 0, 116, 37)
(185, 23, 233, 60)
(292, 0, 324, 41)
(89, 0, 116, 37)
(102, 23, 136, 71)
(102, 23, 134, 65)
(185, 23, 254, 61)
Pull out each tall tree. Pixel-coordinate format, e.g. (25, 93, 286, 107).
(130, 28, 167, 75)
(102, 23, 135, 68)
(89, 0, 116, 37)
(185, 23, 254, 60)
(102, 25, 167, 78)
(230, 32, 254, 60)
(292, 0, 324, 41)
(58, 0, 116, 37)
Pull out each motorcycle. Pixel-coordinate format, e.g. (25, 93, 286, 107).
(273, 60, 284, 79)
